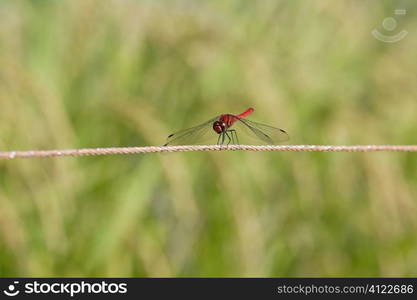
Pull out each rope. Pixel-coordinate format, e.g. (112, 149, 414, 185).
(1, 145, 417, 160)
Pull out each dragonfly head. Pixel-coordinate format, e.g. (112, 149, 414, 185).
(213, 121, 226, 134)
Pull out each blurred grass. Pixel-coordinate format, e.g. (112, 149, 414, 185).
(1, 0, 417, 276)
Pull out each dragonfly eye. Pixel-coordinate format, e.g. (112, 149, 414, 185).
(213, 121, 225, 134)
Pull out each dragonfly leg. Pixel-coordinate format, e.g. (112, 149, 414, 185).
(225, 131, 232, 145)
(217, 132, 225, 145)
(217, 134, 221, 145)
(228, 129, 239, 145)
(235, 130, 240, 145)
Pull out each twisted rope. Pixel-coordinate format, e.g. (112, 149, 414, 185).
(1, 145, 417, 160)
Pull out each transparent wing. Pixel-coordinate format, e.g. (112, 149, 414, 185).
(233, 117, 289, 144)
(164, 116, 220, 146)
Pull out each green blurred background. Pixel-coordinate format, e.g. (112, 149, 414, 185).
(1, 0, 417, 277)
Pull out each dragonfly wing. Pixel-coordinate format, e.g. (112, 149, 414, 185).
(164, 116, 220, 146)
(234, 118, 289, 144)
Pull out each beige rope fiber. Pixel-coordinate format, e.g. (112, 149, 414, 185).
(1, 145, 417, 160)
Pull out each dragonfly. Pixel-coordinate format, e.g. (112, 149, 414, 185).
(164, 108, 289, 146)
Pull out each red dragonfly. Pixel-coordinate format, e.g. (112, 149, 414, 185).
(164, 108, 289, 146)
